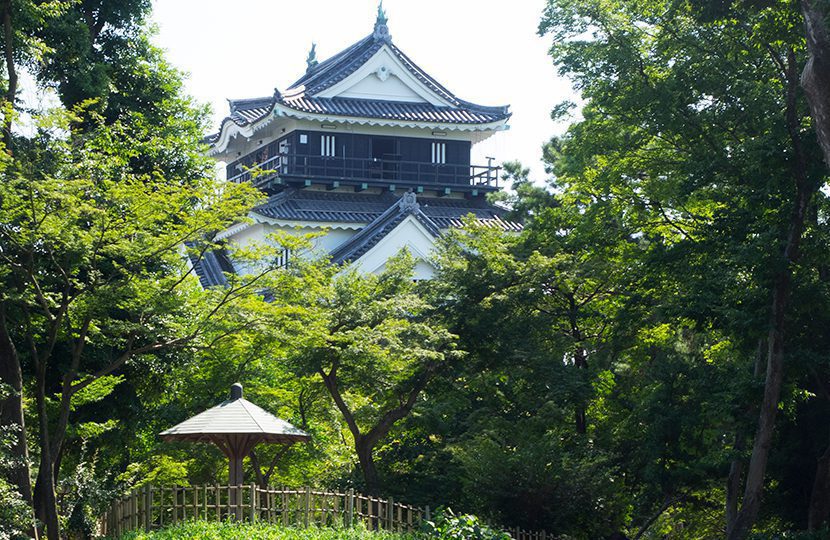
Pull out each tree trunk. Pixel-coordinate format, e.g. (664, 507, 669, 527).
(1, 0, 16, 149)
(32, 367, 60, 540)
(0, 305, 37, 538)
(726, 50, 813, 540)
(800, 17, 830, 528)
(808, 437, 830, 529)
(726, 438, 744, 531)
(800, 19, 830, 526)
(0, 307, 32, 505)
(801, 0, 830, 167)
(355, 436, 381, 495)
(726, 341, 764, 532)
(574, 348, 588, 435)
(568, 296, 588, 435)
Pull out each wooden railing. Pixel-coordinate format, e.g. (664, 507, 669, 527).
(101, 485, 425, 538)
(226, 154, 501, 189)
(100, 484, 550, 540)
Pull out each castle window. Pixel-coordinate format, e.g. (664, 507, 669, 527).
(321, 135, 336, 157)
(276, 248, 290, 269)
(431, 142, 446, 164)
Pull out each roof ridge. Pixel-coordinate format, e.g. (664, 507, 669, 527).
(288, 34, 378, 93)
(329, 193, 442, 264)
(237, 398, 269, 433)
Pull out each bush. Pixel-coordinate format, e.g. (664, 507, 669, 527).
(420, 508, 510, 540)
(116, 521, 416, 540)
(749, 530, 830, 540)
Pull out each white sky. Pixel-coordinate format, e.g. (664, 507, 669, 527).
(150, 0, 577, 180)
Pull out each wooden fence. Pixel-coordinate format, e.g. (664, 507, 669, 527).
(101, 484, 424, 538)
(100, 484, 549, 540)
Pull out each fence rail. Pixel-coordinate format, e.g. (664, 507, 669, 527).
(100, 484, 548, 540)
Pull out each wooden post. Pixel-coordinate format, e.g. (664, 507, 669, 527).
(282, 489, 289, 526)
(250, 484, 257, 522)
(425, 505, 431, 521)
(334, 492, 340, 525)
(346, 488, 354, 527)
(144, 484, 151, 531)
(387, 497, 394, 530)
(304, 486, 311, 527)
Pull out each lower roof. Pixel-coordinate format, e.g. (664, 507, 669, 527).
(189, 189, 522, 289)
(253, 188, 523, 230)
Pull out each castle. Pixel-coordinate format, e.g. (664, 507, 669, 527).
(192, 4, 518, 286)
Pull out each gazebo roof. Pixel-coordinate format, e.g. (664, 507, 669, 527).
(160, 384, 309, 445)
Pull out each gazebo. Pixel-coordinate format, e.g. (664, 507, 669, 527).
(160, 383, 310, 487)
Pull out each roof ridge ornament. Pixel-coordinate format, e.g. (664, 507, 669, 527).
(400, 191, 418, 212)
(373, 1, 391, 41)
(306, 42, 318, 73)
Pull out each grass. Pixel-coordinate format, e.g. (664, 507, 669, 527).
(116, 521, 419, 540)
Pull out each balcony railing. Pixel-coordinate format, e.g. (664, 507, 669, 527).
(227, 153, 500, 190)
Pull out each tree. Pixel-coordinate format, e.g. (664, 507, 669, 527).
(288, 252, 463, 494)
(539, 0, 828, 536)
(0, 105, 261, 539)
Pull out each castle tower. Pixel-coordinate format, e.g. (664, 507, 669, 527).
(195, 5, 517, 284)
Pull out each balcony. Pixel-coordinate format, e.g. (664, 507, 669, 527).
(227, 153, 501, 192)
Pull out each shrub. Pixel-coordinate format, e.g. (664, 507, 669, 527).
(420, 508, 510, 540)
(116, 521, 416, 539)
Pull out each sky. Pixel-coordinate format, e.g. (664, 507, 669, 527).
(149, 0, 578, 180)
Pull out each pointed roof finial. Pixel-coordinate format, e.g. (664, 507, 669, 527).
(373, 1, 391, 41)
(306, 42, 318, 72)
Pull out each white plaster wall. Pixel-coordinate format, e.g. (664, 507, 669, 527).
(316, 46, 450, 106)
(225, 220, 360, 269)
(350, 215, 437, 279)
(339, 74, 425, 103)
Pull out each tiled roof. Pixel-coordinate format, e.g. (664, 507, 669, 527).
(289, 35, 381, 96)
(188, 246, 234, 288)
(188, 190, 522, 288)
(205, 26, 509, 145)
(280, 95, 507, 124)
(329, 192, 442, 264)
(252, 189, 523, 231)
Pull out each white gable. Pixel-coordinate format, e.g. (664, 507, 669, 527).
(337, 73, 425, 103)
(348, 214, 437, 279)
(315, 46, 453, 107)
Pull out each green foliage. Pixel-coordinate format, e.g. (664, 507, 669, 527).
(0, 386, 31, 540)
(0, 477, 30, 540)
(115, 522, 416, 540)
(749, 529, 830, 540)
(421, 508, 510, 540)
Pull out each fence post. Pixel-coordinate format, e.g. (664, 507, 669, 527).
(387, 497, 394, 530)
(425, 505, 431, 521)
(235, 485, 242, 521)
(172, 486, 178, 525)
(250, 484, 257, 522)
(346, 488, 354, 527)
(304, 486, 311, 527)
(142, 484, 149, 531)
(282, 489, 288, 526)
